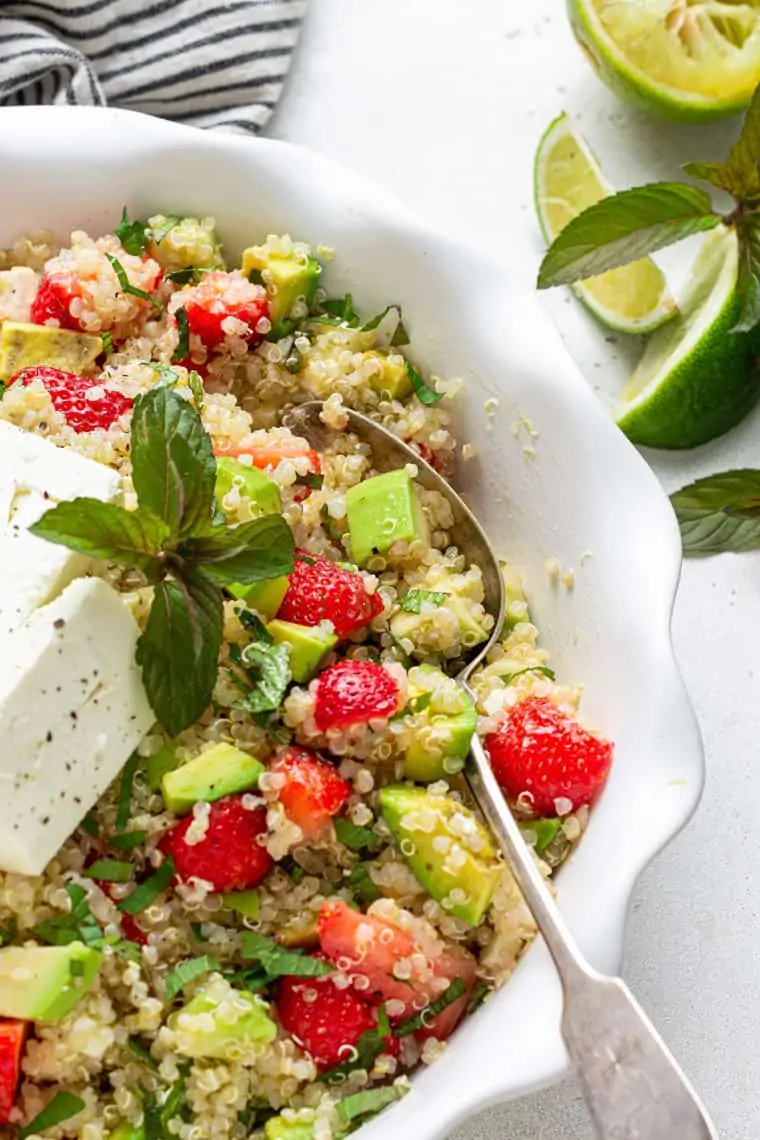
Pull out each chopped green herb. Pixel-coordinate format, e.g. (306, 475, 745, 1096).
(228, 634, 291, 716)
(241, 931, 334, 981)
(399, 589, 448, 613)
(19, 1092, 85, 1139)
(111, 938, 143, 963)
(360, 304, 410, 347)
(238, 1099, 277, 1131)
(0, 917, 18, 947)
(172, 306, 190, 363)
(116, 752, 140, 832)
(248, 268, 266, 287)
(284, 344, 303, 373)
(33, 883, 102, 948)
(80, 812, 99, 838)
(323, 1006, 391, 1083)
(166, 266, 203, 285)
(280, 857, 305, 885)
(115, 207, 150, 256)
(337, 1085, 407, 1125)
(84, 858, 134, 883)
(188, 369, 204, 411)
(318, 293, 360, 326)
(520, 817, 563, 853)
(101, 330, 113, 355)
(191, 921, 204, 942)
(346, 862, 382, 904)
(165, 954, 222, 1000)
(500, 665, 556, 685)
(127, 1035, 159, 1070)
(151, 214, 182, 243)
(334, 818, 380, 852)
(395, 977, 466, 1036)
(294, 470, 324, 490)
(110, 830, 147, 851)
(107, 254, 162, 312)
(118, 855, 175, 915)
(467, 981, 491, 1015)
(406, 361, 443, 405)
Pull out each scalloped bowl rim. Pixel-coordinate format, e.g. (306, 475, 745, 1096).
(0, 107, 704, 1138)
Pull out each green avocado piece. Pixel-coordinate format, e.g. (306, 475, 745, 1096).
(265, 1118, 315, 1140)
(379, 786, 499, 925)
(366, 351, 412, 401)
(162, 742, 265, 815)
(147, 215, 223, 272)
(403, 665, 476, 782)
(216, 457, 282, 520)
(446, 595, 490, 650)
(170, 984, 276, 1058)
(266, 619, 338, 683)
(221, 889, 261, 919)
(345, 469, 428, 566)
(143, 744, 180, 791)
(0, 321, 103, 381)
(108, 1126, 145, 1140)
(228, 576, 290, 618)
(0, 942, 102, 1021)
(241, 245, 321, 339)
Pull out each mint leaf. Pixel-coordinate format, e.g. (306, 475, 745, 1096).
(19, 1092, 85, 1140)
(537, 183, 721, 288)
(118, 855, 175, 915)
(28, 499, 165, 578)
(346, 862, 382, 903)
(33, 883, 102, 948)
(116, 207, 150, 256)
(322, 1007, 392, 1083)
(395, 977, 466, 1036)
(136, 568, 223, 736)
(500, 665, 556, 684)
(724, 85, 760, 201)
(228, 637, 291, 715)
(732, 215, 760, 333)
(167, 266, 205, 285)
(172, 306, 190, 363)
(337, 1085, 407, 1126)
(683, 161, 748, 199)
(110, 830, 147, 851)
(334, 818, 381, 851)
(84, 859, 134, 883)
(320, 293, 360, 326)
(107, 253, 162, 311)
(400, 588, 448, 613)
(671, 469, 760, 556)
(165, 954, 222, 1000)
(406, 361, 443, 405)
(183, 515, 295, 585)
(240, 931, 334, 979)
(131, 387, 216, 539)
(127, 1035, 159, 1070)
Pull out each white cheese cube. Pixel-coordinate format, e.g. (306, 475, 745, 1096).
(0, 421, 121, 636)
(0, 577, 154, 875)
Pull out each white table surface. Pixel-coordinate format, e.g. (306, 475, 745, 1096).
(269, 3, 760, 1136)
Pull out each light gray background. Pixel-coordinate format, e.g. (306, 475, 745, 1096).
(270, 3, 760, 1136)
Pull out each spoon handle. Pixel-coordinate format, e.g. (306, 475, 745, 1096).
(465, 729, 719, 1140)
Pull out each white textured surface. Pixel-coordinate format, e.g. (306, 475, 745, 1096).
(270, 2, 760, 1137)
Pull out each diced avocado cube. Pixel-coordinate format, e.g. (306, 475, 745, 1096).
(228, 576, 290, 619)
(147, 215, 223, 272)
(266, 619, 337, 683)
(108, 1126, 145, 1140)
(365, 351, 412, 401)
(221, 889, 261, 919)
(265, 1117, 315, 1140)
(379, 786, 499, 925)
(162, 742, 265, 815)
(0, 321, 102, 381)
(143, 744, 180, 791)
(403, 665, 476, 782)
(519, 818, 563, 853)
(216, 457, 282, 520)
(169, 981, 276, 1058)
(0, 943, 102, 1021)
(241, 245, 321, 338)
(345, 469, 428, 566)
(445, 595, 490, 650)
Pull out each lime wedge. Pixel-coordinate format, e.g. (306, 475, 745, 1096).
(616, 227, 760, 448)
(569, 0, 760, 122)
(535, 112, 677, 334)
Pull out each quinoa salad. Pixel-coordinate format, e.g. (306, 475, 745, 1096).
(0, 214, 614, 1139)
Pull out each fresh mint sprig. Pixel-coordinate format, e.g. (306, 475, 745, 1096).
(537, 85, 760, 336)
(30, 387, 295, 736)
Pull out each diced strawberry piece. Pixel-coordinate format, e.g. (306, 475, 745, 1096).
(29, 273, 82, 331)
(407, 440, 444, 474)
(271, 747, 351, 838)
(159, 795, 273, 893)
(277, 956, 397, 1070)
(317, 900, 474, 1039)
(0, 1020, 27, 1125)
(314, 660, 399, 732)
(178, 270, 270, 351)
(486, 696, 613, 817)
(276, 550, 383, 639)
(9, 366, 132, 434)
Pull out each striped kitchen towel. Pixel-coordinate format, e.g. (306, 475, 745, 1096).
(0, 0, 307, 133)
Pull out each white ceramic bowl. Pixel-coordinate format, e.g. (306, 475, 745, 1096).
(0, 107, 704, 1137)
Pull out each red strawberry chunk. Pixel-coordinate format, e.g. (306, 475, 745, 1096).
(271, 748, 351, 837)
(314, 660, 399, 733)
(277, 958, 396, 1070)
(178, 270, 270, 351)
(10, 366, 132, 434)
(276, 550, 383, 639)
(317, 901, 474, 1040)
(0, 1020, 27, 1125)
(30, 273, 82, 331)
(486, 695, 613, 817)
(159, 795, 273, 893)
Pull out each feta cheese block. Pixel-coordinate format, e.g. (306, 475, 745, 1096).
(0, 577, 154, 875)
(0, 420, 121, 637)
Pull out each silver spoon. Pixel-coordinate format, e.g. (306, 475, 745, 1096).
(285, 400, 718, 1140)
